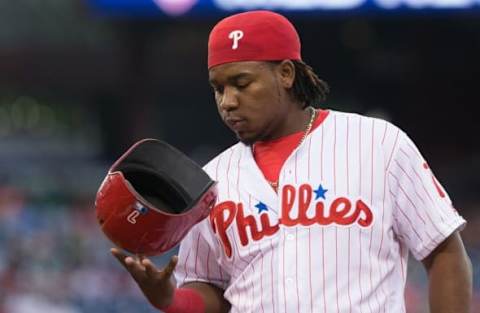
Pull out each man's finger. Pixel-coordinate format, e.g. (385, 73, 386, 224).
(142, 258, 160, 279)
(160, 255, 179, 280)
(111, 248, 145, 279)
(111, 248, 130, 269)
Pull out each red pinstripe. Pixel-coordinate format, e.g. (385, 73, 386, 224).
(399, 243, 405, 281)
(247, 243, 255, 313)
(260, 249, 265, 313)
(295, 150, 298, 183)
(359, 228, 364, 313)
(386, 129, 401, 170)
(294, 143, 300, 312)
(218, 261, 224, 282)
(308, 228, 313, 313)
(308, 136, 312, 180)
(194, 232, 201, 278)
(182, 247, 192, 285)
(212, 155, 223, 288)
(377, 163, 388, 311)
(334, 115, 339, 313)
(369, 119, 380, 313)
(368, 231, 375, 313)
(359, 117, 362, 196)
(296, 228, 300, 313)
(212, 154, 224, 282)
(336, 227, 340, 313)
(347, 116, 350, 194)
(322, 228, 327, 313)
(321, 123, 324, 181)
(215, 154, 222, 180)
(319, 121, 326, 313)
(270, 239, 276, 313)
(381, 122, 388, 145)
(334, 115, 337, 194)
(347, 116, 352, 313)
(358, 117, 364, 313)
(307, 132, 313, 313)
(348, 228, 352, 313)
(371, 120, 375, 203)
(226, 148, 234, 198)
(206, 245, 211, 280)
(237, 149, 242, 192)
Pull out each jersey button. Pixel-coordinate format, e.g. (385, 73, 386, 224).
(285, 277, 293, 285)
(286, 234, 295, 240)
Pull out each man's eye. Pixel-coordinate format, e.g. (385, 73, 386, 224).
(237, 81, 250, 89)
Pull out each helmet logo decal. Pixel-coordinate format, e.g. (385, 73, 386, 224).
(228, 30, 244, 50)
(127, 202, 149, 224)
(127, 210, 140, 224)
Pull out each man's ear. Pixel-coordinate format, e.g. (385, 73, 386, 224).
(276, 60, 296, 89)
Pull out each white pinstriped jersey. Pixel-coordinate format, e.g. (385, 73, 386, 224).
(174, 110, 465, 313)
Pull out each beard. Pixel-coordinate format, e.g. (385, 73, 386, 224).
(237, 133, 255, 146)
(236, 128, 274, 146)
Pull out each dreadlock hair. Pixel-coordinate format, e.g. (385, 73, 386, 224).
(292, 60, 329, 108)
(270, 60, 330, 108)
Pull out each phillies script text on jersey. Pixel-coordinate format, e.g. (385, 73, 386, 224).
(210, 183, 373, 257)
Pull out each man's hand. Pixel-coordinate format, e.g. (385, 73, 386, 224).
(111, 247, 178, 309)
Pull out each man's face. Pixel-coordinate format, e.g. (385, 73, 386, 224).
(209, 61, 290, 145)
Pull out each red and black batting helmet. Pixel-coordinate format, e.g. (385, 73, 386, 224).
(95, 139, 217, 256)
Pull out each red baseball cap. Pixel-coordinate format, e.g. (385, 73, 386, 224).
(208, 10, 302, 69)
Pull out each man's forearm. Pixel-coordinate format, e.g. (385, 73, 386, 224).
(423, 232, 473, 313)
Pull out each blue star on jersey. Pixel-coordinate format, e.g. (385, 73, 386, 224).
(255, 201, 269, 214)
(314, 184, 328, 200)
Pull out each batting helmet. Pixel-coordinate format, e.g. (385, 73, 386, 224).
(95, 139, 217, 256)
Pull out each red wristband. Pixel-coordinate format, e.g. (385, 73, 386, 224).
(158, 288, 205, 313)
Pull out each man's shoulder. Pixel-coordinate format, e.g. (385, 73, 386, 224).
(329, 109, 393, 126)
(202, 142, 244, 177)
(325, 109, 409, 151)
(328, 109, 404, 134)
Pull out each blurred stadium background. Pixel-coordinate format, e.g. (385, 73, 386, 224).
(0, 0, 479, 312)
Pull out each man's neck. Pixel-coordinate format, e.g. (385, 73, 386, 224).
(265, 105, 313, 141)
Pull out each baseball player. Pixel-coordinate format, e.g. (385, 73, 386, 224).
(111, 10, 472, 313)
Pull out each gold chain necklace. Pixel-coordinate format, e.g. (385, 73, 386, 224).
(255, 106, 317, 190)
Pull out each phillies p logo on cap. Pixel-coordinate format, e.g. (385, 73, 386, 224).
(228, 30, 244, 50)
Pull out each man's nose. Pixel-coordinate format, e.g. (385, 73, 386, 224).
(219, 87, 239, 111)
